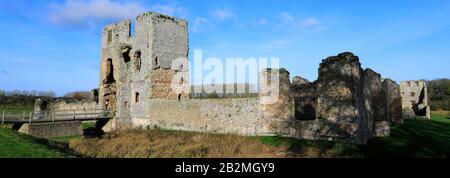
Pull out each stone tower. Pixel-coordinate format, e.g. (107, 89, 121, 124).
(98, 12, 189, 129)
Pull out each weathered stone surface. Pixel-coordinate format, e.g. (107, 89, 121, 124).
(258, 68, 293, 122)
(363, 69, 389, 137)
(18, 121, 83, 138)
(292, 76, 310, 87)
(383, 79, 403, 124)
(98, 12, 189, 130)
(400, 80, 430, 119)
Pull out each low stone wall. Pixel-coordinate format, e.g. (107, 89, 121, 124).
(33, 99, 101, 119)
(130, 98, 273, 136)
(45, 100, 99, 111)
(18, 121, 83, 138)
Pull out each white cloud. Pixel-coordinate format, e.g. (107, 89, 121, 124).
(280, 12, 295, 24)
(279, 12, 322, 30)
(150, 3, 188, 19)
(300, 17, 321, 28)
(50, 0, 146, 27)
(192, 17, 210, 33)
(211, 9, 234, 20)
(255, 18, 269, 26)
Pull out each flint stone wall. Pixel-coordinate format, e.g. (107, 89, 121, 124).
(130, 98, 271, 136)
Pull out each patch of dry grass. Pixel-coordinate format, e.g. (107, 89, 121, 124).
(69, 129, 288, 158)
(431, 110, 450, 115)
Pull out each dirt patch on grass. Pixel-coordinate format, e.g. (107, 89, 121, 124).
(69, 129, 289, 158)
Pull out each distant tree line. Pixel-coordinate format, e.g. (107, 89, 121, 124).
(0, 90, 56, 111)
(427, 78, 450, 111)
(63, 91, 92, 100)
(0, 90, 55, 97)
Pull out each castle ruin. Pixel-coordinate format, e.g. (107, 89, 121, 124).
(400, 80, 431, 119)
(34, 12, 431, 144)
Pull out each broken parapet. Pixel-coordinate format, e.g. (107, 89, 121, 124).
(285, 52, 402, 143)
(316, 52, 372, 143)
(400, 80, 431, 119)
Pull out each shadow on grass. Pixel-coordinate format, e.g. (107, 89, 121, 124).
(361, 119, 450, 158)
(259, 136, 361, 158)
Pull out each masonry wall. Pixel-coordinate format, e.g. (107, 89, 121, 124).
(18, 121, 83, 138)
(129, 98, 271, 136)
(33, 99, 100, 120)
(382, 79, 403, 124)
(400, 80, 430, 119)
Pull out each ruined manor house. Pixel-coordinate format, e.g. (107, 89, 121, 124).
(35, 12, 430, 144)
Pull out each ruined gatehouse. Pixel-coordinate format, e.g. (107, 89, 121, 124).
(33, 11, 428, 144)
(400, 80, 431, 119)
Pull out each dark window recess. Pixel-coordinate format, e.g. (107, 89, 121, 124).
(411, 92, 416, 97)
(122, 47, 131, 63)
(135, 92, 140, 103)
(155, 56, 159, 67)
(107, 31, 112, 43)
(104, 58, 115, 84)
(180, 77, 184, 85)
(294, 98, 316, 121)
(178, 94, 182, 101)
(134, 50, 141, 70)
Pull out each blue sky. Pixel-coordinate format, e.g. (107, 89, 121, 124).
(0, 0, 449, 96)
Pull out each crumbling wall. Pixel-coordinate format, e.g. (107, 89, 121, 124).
(400, 80, 430, 119)
(280, 52, 395, 144)
(98, 12, 190, 130)
(33, 98, 100, 117)
(363, 69, 389, 137)
(382, 79, 403, 124)
(315, 53, 371, 143)
(258, 68, 294, 134)
(99, 20, 132, 112)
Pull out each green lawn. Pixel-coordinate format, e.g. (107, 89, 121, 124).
(0, 128, 75, 158)
(360, 115, 450, 158)
(258, 114, 450, 158)
(0, 104, 34, 112)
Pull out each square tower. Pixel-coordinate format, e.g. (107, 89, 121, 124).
(98, 12, 189, 129)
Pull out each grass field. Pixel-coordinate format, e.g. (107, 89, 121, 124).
(0, 127, 75, 158)
(0, 114, 449, 158)
(0, 104, 34, 112)
(360, 114, 450, 158)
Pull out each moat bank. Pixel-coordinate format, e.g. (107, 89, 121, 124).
(2, 115, 449, 158)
